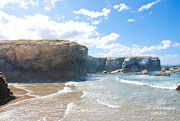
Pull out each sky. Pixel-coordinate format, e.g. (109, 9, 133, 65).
(0, 0, 179, 65)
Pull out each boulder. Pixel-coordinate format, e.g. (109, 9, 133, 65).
(176, 85, 180, 91)
(102, 71, 107, 73)
(0, 72, 15, 105)
(111, 69, 123, 74)
(152, 73, 170, 76)
(141, 70, 148, 75)
(171, 69, 180, 73)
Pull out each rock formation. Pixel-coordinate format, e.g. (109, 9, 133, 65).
(0, 40, 88, 82)
(152, 73, 170, 76)
(86, 56, 161, 73)
(0, 72, 15, 105)
(0, 40, 162, 82)
(171, 69, 180, 73)
(122, 57, 161, 73)
(176, 85, 180, 91)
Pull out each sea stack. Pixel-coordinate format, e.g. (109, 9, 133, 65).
(0, 72, 15, 105)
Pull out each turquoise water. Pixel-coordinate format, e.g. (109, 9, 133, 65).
(1, 72, 180, 121)
(87, 73, 180, 110)
(64, 72, 180, 120)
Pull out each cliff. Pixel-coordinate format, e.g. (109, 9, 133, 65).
(0, 72, 15, 105)
(0, 40, 88, 82)
(87, 56, 161, 73)
(0, 40, 161, 82)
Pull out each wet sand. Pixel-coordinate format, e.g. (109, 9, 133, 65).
(0, 83, 83, 121)
(0, 85, 34, 108)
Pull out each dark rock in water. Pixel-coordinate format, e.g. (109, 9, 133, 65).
(102, 71, 107, 73)
(0, 40, 88, 82)
(0, 72, 15, 105)
(176, 85, 180, 91)
(152, 73, 170, 76)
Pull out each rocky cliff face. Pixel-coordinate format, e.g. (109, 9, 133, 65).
(86, 56, 125, 73)
(87, 56, 161, 73)
(0, 72, 15, 105)
(0, 40, 88, 82)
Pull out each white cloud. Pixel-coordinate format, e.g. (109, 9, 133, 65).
(113, 3, 130, 12)
(44, 6, 51, 11)
(77, 33, 119, 48)
(91, 20, 102, 25)
(160, 55, 180, 65)
(75, 16, 79, 19)
(0, 0, 39, 9)
(0, 10, 98, 41)
(74, 8, 111, 19)
(173, 42, 180, 48)
(138, 0, 161, 12)
(56, 15, 65, 21)
(128, 19, 135, 22)
(44, 0, 63, 11)
(98, 40, 179, 57)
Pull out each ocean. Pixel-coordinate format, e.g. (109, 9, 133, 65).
(0, 72, 180, 121)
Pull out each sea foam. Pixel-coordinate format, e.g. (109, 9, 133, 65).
(96, 99, 121, 109)
(116, 78, 177, 90)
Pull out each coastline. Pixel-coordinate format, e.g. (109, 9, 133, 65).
(0, 82, 84, 120)
(0, 84, 35, 108)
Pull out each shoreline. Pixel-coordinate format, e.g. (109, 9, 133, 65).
(0, 85, 35, 108)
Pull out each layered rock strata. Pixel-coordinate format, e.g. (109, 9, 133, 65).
(0, 72, 15, 105)
(87, 56, 161, 73)
(0, 40, 88, 82)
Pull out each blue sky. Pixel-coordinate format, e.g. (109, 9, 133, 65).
(0, 0, 179, 65)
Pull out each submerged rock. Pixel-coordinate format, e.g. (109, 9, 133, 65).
(0, 72, 15, 105)
(0, 40, 88, 82)
(152, 73, 170, 76)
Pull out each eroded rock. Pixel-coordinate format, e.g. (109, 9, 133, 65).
(0, 72, 15, 105)
(152, 73, 170, 76)
(176, 85, 180, 91)
(0, 40, 88, 82)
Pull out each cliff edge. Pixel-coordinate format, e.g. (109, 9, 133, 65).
(0, 40, 88, 82)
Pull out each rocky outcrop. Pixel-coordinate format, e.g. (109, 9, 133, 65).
(171, 69, 180, 73)
(0, 40, 162, 82)
(176, 85, 180, 91)
(122, 57, 161, 73)
(141, 70, 148, 75)
(87, 56, 161, 73)
(111, 69, 123, 74)
(0, 72, 15, 105)
(0, 40, 88, 82)
(86, 56, 125, 73)
(152, 73, 170, 76)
